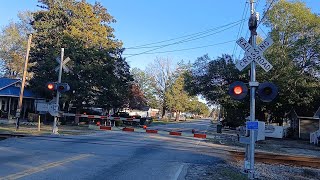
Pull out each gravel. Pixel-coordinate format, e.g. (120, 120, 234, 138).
(184, 160, 320, 180)
(230, 160, 320, 180)
(185, 162, 247, 180)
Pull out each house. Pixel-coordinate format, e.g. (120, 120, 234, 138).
(0, 77, 40, 119)
(125, 107, 160, 118)
(288, 109, 320, 139)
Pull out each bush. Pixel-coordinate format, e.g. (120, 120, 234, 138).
(115, 120, 123, 126)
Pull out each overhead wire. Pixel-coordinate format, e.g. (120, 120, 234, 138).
(232, 0, 249, 60)
(258, 0, 276, 27)
(238, 0, 265, 60)
(123, 40, 235, 55)
(125, 19, 245, 49)
(124, 21, 244, 58)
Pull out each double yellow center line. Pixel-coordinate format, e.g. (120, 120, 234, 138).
(0, 154, 92, 180)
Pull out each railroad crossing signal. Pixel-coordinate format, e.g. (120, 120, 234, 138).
(55, 57, 72, 73)
(236, 36, 273, 72)
(228, 81, 248, 100)
(229, 81, 278, 102)
(257, 82, 278, 102)
(46, 82, 70, 93)
(56, 83, 70, 93)
(47, 82, 56, 90)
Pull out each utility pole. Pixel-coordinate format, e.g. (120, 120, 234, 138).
(16, 34, 32, 130)
(52, 48, 64, 134)
(248, 0, 258, 179)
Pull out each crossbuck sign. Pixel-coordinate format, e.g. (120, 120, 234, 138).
(236, 36, 273, 72)
(55, 57, 72, 73)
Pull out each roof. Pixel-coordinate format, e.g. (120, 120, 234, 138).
(0, 86, 37, 98)
(0, 78, 20, 90)
(0, 77, 38, 99)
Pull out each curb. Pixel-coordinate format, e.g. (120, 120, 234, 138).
(146, 129, 158, 134)
(100, 126, 112, 130)
(169, 132, 182, 136)
(123, 127, 134, 132)
(194, 133, 207, 139)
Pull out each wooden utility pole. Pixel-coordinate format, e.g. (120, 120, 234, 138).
(16, 34, 32, 130)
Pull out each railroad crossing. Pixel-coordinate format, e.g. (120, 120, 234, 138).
(235, 36, 273, 72)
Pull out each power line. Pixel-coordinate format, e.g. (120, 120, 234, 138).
(258, 0, 275, 26)
(256, 0, 261, 10)
(125, 19, 245, 49)
(125, 21, 243, 58)
(259, 26, 268, 37)
(123, 40, 235, 55)
(232, 1, 249, 59)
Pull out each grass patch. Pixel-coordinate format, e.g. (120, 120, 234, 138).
(218, 167, 247, 180)
(0, 124, 93, 136)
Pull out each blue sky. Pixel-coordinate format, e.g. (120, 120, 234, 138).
(0, 0, 319, 70)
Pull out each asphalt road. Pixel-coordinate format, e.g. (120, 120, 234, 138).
(151, 118, 216, 134)
(0, 120, 226, 180)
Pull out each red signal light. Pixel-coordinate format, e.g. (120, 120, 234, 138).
(47, 83, 55, 90)
(228, 81, 248, 100)
(234, 86, 243, 95)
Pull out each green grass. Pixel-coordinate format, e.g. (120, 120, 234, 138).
(218, 168, 247, 180)
(0, 124, 94, 136)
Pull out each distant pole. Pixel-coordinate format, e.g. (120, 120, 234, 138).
(248, 0, 257, 179)
(38, 115, 41, 131)
(16, 34, 32, 130)
(52, 48, 64, 134)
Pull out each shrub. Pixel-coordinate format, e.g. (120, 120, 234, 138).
(115, 120, 123, 126)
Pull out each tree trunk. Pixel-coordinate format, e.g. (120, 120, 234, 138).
(75, 109, 80, 125)
(175, 111, 180, 121)
(161, 100, 166, 121)
(161, 106, 166, 121)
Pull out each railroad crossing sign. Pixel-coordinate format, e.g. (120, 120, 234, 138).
(55, 57, 72, 73)
(36, 100, 59, 116)
(236, 36, 273, 72)
(48, 104, 59, 116)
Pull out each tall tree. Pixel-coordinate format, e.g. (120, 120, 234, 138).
(131, 68, 159, 108)
(185, 54, 249, 127)
(185, 1, 320, 127)
(165, 74, 190, 121)
(128, 84, 147, 110)
(0, 11, 34, 78)
(146, 57, 175, 118)
(29, 0, 132, 110)
(260, 0, 320, 117)
(263, 0, 320, 78)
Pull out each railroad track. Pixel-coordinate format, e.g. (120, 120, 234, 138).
(229, 151, 320, 168)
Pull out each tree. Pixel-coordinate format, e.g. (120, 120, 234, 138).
(185, 54, 249, 127)
(260, 0, 320, 117)
(29, 0, 132, 110)
(128, 84, 147, 110)
(165, 74, 190, 121)
(0, 11, 34, 78)
(185, 1, 320, 127)
(191, 101, 210, 117)
(131, 68, 159, 108)
(146, 57, 175, 118)
(263, 0, 320, 79)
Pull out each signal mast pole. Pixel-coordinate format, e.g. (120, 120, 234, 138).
(248, 0, 258, 179)
(52, 48, 64, 134)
